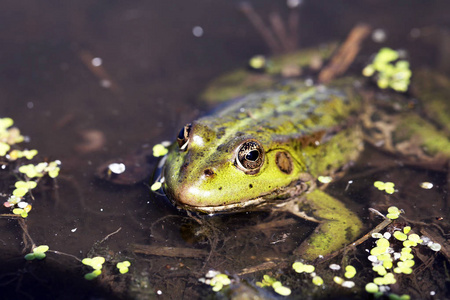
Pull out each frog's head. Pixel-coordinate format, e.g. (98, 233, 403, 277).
(162, 120, 311, 213)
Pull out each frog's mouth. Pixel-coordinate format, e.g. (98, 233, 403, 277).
(173, 196, 270, 214)
(163, 176, 312, 215)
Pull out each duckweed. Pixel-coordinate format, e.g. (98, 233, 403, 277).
(256, 274, 276, 287)
(373, 265, 387, 276)
(344, 265, 356, 279)
(1, 118, 62, 217)
(249, 55, 267, 70)
(408, 234, 422, 243)
(152, 144, 168, 157)
(374, 181, 395, 194)
(292, 262, 314, 273)
(403, 240, 417, 248)
(312, 276, 323, 286)
(82, 256, 106, 270)
(393, 231, 407, 241)
(24, 245, 49, 260)
(272, 282, 291, 296)
(84, 269, 102, 280)
(362, 47, 412, 92)
(376, 238, 390, 248)
(333, 276, 344, 284)
(210, 273, 231, 292)
(150, 181, 162, 191)
(116, 261, 131, 274)
(365, 282, 379, 293)
(256, 275, 291, 296)
(386, 206, 401, 219)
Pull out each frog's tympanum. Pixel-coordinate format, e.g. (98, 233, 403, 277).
(160, 47, 450, 260)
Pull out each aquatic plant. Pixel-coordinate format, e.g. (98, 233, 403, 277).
(24, 245, 49, 260)
(82, 256, 106, 280)
(363, 47, 412, 92)
(287, 206, 442, 299)
(256, 274, 291, 296)
(0, 117, 61, 218)
(374, 181, 396, 195)
(117, 261, 131, 274)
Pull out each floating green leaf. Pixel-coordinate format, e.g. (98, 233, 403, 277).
(393, 231, 407, 241)
(365, 282, 379, 293)
(344, 265, 356, 279)
(152, 144, 168, 157)
(150, 181, 162, 191)
(312, 276, 323, 286)
(210, 273, 231, 292)
(84, 269, 102, 280)
(363, 48, 411, 92)
(82, 256, 105, 270)
(117, 261, 131, 274)
(0, 142, 10, 156)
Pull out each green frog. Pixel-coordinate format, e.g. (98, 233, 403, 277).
(158, 46, 450, 261)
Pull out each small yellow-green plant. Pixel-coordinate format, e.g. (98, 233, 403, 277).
(288, 206, 441, 299)
(363, 47, 412, 92)
(256, 274, 291, 296)
(116, 261, 131, 274)
(0, 117, 61, 218)
(24, 245, 49, 260)
(374, 181, 396, 195)
(82, 256, 106, 280)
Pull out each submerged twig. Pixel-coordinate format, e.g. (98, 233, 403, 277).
(238, 3, 282, 54)
(18, 219, 35, 251)
(98, 227, 122, 244)
(48, 250, 83, 263)
(318, 23, 372, 83)
(78, 50, 121, 93)
(132, 244, 208, 258)
(239, 260, 287, 275)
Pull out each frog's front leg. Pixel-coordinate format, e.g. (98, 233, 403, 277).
(290, 189, 363, 260)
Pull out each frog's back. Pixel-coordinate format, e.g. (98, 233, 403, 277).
(199, 78, 361, 146)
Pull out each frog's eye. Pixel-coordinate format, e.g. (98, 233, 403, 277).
(235, 140, 265, 174)
(177, 123, 191, 151)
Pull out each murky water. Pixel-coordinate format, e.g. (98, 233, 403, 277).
(1, 1, 449, 299)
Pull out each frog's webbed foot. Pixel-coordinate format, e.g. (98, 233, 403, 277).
(290, 189, 363, 261)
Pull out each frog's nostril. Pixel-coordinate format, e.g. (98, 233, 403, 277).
(204, 169, 214, 177)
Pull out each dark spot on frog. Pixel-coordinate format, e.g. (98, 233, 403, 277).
(249, 184, 253, 188)
(218, 187, 222, 190)
(204, 169, 214, 177)
(216, 127, 226, 139)
(276, 151, 293, 174)
(180, 162, 189, 173)
(216, 144, 228, 153)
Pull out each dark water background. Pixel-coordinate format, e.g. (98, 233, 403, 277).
(1, 0, 449, 299)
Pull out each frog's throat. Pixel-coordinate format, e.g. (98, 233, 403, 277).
(171, 178, 314, 214)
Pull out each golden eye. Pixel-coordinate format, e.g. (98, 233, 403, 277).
(235, 140, 264, 174)
(177, 123, 191, 151)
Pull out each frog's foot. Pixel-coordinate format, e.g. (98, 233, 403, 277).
(238, 2, 300, 54)
(290, 189, 363, 261)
